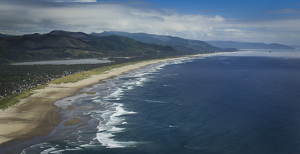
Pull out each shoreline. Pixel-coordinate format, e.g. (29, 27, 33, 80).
(0, 52, 232, 148)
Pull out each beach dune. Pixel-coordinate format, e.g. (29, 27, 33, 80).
(0, 53, 229, 147)
(0, 57, 187, 146)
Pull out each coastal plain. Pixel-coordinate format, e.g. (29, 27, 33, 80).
(0, 54, 207, 147)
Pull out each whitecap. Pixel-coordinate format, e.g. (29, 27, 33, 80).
(110, 88, 123, 98)
(95, 103, 138, 148)
(40, 147, 59, 154)
(136, 81, 143, 86)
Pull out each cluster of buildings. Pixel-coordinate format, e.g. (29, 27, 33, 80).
(0, 69, 85, 98)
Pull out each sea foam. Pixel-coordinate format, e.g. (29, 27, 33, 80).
(96, 103, 137, 148)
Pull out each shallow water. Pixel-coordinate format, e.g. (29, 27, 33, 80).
(4, 49, 300, 154)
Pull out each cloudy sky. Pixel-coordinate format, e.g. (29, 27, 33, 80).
(0, 0, 300, 45)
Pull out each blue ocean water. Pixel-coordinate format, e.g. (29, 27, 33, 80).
(8, 50, 300, 154)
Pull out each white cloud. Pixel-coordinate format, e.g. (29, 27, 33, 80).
(224, 29, 241, 32)
(0, 1, 299, 45)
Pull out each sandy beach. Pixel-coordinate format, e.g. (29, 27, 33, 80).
(0, 55, 198, 147)
(0, 52, 231, 148)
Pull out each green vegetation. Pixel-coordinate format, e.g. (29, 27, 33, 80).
(0, 30, 187, 109)
(51, 56, 168, 84)
(92, 31, 238, 54)
(0, 64, 100, 96)
(0, 55, 175, 109)
(2, 30, 228, 109)
(0, 31, 180, 63)
(49, 62, 134, 84)
(0, 87, 34, 109)
(0, 83, 49, 109)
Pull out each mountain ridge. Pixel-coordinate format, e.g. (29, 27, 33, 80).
(0, 30, 180, 63)
(91, 31, 237, 54)
(205, 41, 295, 49)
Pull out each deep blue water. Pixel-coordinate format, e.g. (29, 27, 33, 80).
(7, 50, 300, 154)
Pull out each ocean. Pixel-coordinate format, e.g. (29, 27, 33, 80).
(7, 49, 300, 153)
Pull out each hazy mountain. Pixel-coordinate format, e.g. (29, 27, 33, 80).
(0, 30, 179, 63)
(91, 31, 237, 54)
(205, 41, 295, 49)
(291, 45, 300, 50)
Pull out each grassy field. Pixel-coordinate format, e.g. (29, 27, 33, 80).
(0, 61, 143, 109)
(49, 61, 140, 84)
(0, 84, 49, 109)
(0, 53, 181, 109)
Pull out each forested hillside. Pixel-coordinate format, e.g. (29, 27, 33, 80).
(92, 31, 237, 54)
(0, 30, 180, 63)
(0, 30, 183, 105)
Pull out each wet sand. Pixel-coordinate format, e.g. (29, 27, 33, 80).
(0, 53, 231, 148)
